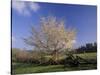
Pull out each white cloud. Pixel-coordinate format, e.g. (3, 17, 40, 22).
(29, 2, 40, 12)
(12, 0, 40, 16)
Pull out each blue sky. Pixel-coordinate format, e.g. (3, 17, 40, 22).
(12, 1, 97, 50)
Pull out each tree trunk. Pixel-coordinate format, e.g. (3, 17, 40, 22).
(54, 50, 59, 64)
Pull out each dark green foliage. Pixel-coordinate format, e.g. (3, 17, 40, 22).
(63, 53, 80, 67)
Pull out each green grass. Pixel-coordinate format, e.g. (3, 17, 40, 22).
(75, 53, 97, 60)
(12, 64, 97, 74)
(12, 52, 97, 74)
(13, 65, 64, 74)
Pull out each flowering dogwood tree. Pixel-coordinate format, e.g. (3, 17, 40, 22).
(24, 16, 76, 63)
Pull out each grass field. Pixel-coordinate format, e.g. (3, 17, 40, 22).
(74, 53, 97, 59)
(12, 52, 97, 74)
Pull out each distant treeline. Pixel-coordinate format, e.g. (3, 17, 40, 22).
(75, 42, 97, 53)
